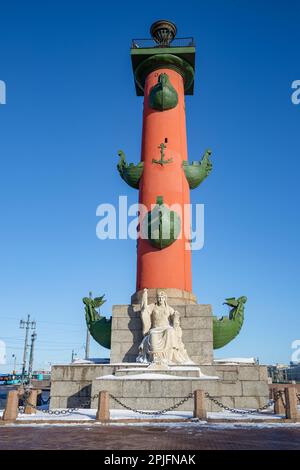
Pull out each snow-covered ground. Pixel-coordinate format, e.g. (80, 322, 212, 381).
(1, 416, 300, 429)
(1, 406, 299, 426)
(1, 395, 299, 429)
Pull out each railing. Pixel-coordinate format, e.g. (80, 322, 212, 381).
(131, 37, 195, 49)
(3, 387, 300, 423)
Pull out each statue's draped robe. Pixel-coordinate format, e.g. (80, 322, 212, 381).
(137, 303, 192, 365)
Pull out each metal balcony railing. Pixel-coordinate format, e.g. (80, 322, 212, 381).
(131, 37, 195, 49)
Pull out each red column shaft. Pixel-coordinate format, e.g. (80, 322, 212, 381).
(136, 68, 192, 292)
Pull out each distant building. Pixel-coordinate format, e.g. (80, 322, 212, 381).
(268, 362, 300, 383)
(287, 362, 300, 382)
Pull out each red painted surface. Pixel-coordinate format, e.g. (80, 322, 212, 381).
(136, 68, 192, 292)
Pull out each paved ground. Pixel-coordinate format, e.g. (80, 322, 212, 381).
(0, 424, 300, 450)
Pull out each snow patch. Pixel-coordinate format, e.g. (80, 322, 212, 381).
(1, 408, 299, 429)
(96, 373, 219, 380)
(72, 359, 94, 365)
(214, 357, 257, 365)
(116, 366, 201, 373)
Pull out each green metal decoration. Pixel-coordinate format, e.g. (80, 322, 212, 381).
(133, 53, 195, 96)
(152, 142, 173, 166)
(117, 150, 144, 189)
(82, 294, 246, 351)
(83, 294, 112, 349)
(142, 196, 181, 250)
(149, 73, 178, 111)
(213, 296, 247, 349)
(182, 149, 212, 189)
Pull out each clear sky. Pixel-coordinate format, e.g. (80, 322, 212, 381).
(0, 0, 299, 373)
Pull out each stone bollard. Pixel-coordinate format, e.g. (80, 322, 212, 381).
(95, 391, 110, 422)
(193, 390, 207, 420)
(274, 389, 286, 415)
(284, 386, 299, 420)
(2, 390, 19, 422)
(24, 389, 39, 415)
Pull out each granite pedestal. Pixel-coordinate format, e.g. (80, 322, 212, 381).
(50, 362, 269, 412)
(50, 301, 269, 412)
(110, 303, 213, 364)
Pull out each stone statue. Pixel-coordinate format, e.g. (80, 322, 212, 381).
(136, 289, 193, 366)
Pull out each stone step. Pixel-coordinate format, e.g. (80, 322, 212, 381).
(114, 366, 202, 378)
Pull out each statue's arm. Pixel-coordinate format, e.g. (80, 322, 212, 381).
(140, 288, 151, 336)
(141, 288, 148, 310)
(168, 306, 177, 325)
(141, 304, 152, 336)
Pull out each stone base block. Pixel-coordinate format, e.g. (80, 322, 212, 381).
(114, 365, 202, 378)
(91, 377, 220, 412)
(110, 303, 213, 364)
(50, 363, 269, 412)
(131, 288, 197, 306)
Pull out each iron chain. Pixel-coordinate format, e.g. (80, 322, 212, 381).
(274, 390, 286, 409)
(18, 393, 99, 416)
(16, 389, 297, 419)
(204, 392, 275, 415)
(273, 390, 300, 407)
(109, 392, 194, 416)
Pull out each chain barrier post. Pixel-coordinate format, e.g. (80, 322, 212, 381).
(24, 389, 39, 415)
(193, 390, 206, 420)
(2, 390, 19, 422)
(96, 391, 110, 422)
(284, 386, 299, 420)
(274, 389, 285, 415)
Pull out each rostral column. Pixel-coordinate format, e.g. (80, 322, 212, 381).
(117, 20, 212, 305)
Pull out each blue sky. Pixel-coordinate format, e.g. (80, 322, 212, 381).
(0, 0, 299, 372)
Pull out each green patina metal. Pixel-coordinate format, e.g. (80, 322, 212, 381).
(213, 296, 247, 349)
(117, 150, 144, 189)
(152, 142, 173, 166)
(149, 73, 178, 111)
(182, 149, 212, 189)
(143, 196, 181, 250)
(134, 53, 194, 96)
(131, 46, 195, 96)
(83, 294, 111, 349)
(82, 293, 247, 351)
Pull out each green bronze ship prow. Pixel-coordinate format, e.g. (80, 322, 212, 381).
(117, 150, 144, 189)
(83, 294, 247, 352)
(213, 296, 247, 349)
(182, 149, 212, 189)
(83, 294, 111, 350)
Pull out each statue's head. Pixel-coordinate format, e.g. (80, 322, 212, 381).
(157, 291, 167, 306)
